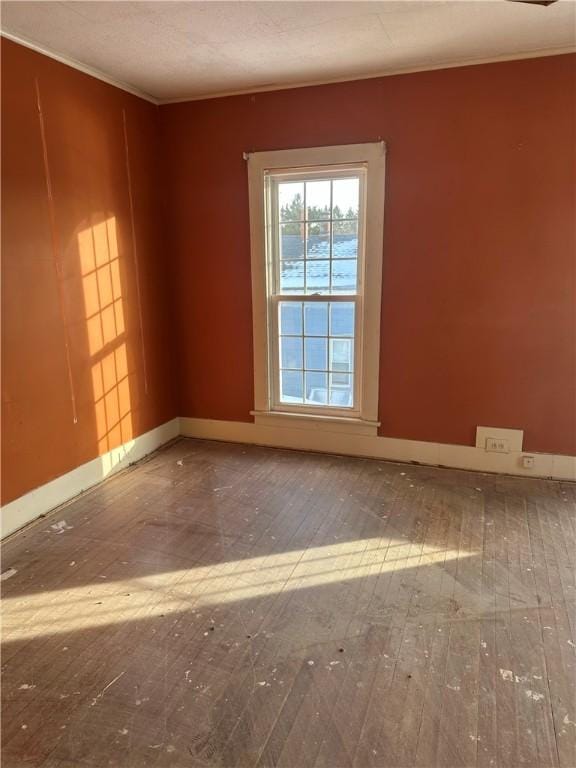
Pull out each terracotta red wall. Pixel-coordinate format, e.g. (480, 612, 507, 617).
(2, 44, 575, 508)
(161, 54, 576, 456)
(1, 40, 176, 504)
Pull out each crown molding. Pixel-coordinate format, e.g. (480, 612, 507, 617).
(0, 30, 159, 105)
(157, 45, 575, 105)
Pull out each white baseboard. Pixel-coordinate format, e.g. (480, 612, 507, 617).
(179, 417, 576, 482)
(3, 415, 573, 540)
(1, 418, 179, 539)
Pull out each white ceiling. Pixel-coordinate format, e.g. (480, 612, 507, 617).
(2, 0, 575, 103)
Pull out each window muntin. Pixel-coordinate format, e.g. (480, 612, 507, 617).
(267, 168, 366, 414)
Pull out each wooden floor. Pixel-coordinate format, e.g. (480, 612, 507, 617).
(2, 438, 575, 768)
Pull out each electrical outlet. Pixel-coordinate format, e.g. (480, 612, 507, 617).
(485, 437, 509, 453)
(476, 426, 523, 452)
(522, 455, 535, 469)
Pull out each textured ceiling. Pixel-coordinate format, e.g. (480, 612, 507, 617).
(2, 1, 575, 102)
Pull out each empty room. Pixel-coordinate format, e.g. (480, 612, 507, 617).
(1, 1, 575, 766)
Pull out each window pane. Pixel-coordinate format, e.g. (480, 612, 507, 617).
(331, 259, 357, 293)
(306, 221, 330, 259)
(279, 182, 304, 222)
(280, 260, 304, 293)
(330, 338, 353, 372)
(329, 373, 353, 406)
(306, 180, 330, 220)
(280, 224, 304, 259)
(305, 337, 327, 370)
(304, 302, 328, 336)
(271, 171, 363, 413)
(280, 370, 303, 403)
(306, 261, 330, 293)
(277, 301, 355, 410)
(332, 178, 359, 219)
(333, 220, 358, 259)
(280, 303, 302, 335)
(281, 337, 302, 369)
(305, 372, 328, 405)
(329, 303, 354, 337)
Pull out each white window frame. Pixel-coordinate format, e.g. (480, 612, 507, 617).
(247, 143, 386, 437)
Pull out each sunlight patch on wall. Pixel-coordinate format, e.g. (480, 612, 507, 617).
(1, 537, 477, 642)
(78, 216, 133, 454)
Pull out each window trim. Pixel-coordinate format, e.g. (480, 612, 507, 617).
(247, 142, 386, 436)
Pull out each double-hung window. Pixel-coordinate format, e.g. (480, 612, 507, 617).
(248, 143, 385, 436)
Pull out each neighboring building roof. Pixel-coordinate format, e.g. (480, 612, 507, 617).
(281, 234, 357, 259)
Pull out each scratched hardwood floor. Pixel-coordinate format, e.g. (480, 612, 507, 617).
(1, 438, 575, 768)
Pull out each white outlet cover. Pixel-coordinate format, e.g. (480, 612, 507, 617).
(476, 426, 523, 453)
(485, 437, 510, 453)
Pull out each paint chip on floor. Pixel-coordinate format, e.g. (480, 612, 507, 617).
(49, 520, 73, 534)
(1, 568, 17, 581)
(525, 690, 545, 702)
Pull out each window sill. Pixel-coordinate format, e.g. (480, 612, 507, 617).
(250, 410, 380, 437)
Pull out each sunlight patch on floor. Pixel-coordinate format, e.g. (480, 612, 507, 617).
(2, 537, 477, 643)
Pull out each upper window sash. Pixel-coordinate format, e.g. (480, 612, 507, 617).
(266, 167, 367, 300)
